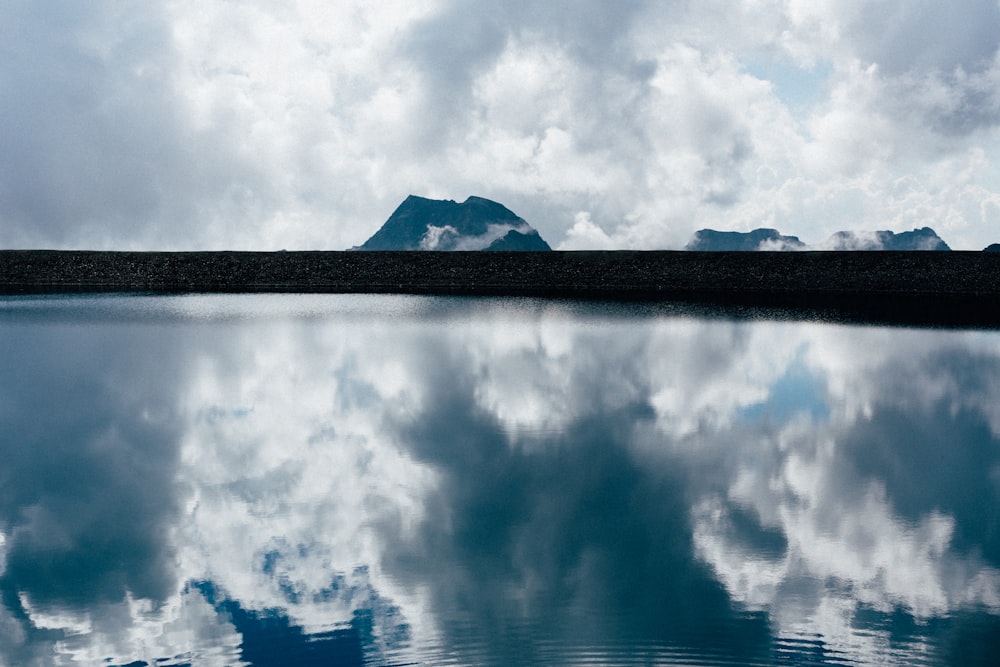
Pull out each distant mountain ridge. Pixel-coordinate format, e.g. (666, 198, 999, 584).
(686, 227, 952, 251)
(356, 195, 551, 251)
(685, 229, 806, 251)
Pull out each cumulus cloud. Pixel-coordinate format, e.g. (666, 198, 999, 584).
(558, 211, 615, 249)
(2, 1, 1000, 250)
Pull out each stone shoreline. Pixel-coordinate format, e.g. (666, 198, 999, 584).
(2, 250, 999, 326)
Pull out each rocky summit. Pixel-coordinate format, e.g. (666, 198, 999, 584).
(686, 226, 951, 251)
(685, 229, 806, 251)
(820, 227, 950, 250)
(356, 195, 551, 251)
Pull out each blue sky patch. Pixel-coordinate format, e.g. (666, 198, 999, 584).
(745, 59, 834, 115)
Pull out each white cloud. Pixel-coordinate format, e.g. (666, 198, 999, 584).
(2, 0, 1000, 249)
(559, 211, 615, 250)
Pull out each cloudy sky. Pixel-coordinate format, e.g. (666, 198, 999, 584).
(3, 1, 1000, 250)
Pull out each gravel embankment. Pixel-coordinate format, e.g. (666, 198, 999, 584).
(2, 250, 999, 326)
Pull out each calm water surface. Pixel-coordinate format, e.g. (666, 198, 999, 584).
(0, 294, 998, 666)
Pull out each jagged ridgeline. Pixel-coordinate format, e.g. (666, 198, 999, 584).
(686, 227, 952, 251)
(356, 195, 551, 251)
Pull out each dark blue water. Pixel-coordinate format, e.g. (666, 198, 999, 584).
(1, 294, 998, 666)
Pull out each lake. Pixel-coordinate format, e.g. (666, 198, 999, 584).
(0, 294, 998, 666)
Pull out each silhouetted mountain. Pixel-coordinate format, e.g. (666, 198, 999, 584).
(686, 227, 950, 251)
(356, 195, 551, 251)
(484, 228, 552, 251)
(685, 229, 806, 251)
(820, 227, 950, 250)
(985, 244, 1000, 252)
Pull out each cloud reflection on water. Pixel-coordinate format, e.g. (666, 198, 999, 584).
(0, 295, 999, 665)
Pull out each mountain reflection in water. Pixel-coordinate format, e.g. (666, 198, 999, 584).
(0, 294, 998, 666)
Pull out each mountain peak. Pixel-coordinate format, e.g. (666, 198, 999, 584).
(357, 196, 551, 251)
(818, 227, 950, 250)
(686, 226, 951, 251)
(463, 195, 493, 205)
(686, 228, 806, 251)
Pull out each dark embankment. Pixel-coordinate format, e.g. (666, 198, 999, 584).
(2, 250, 999, 327)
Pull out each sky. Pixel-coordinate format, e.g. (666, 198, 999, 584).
(3, 0, 1000, 250)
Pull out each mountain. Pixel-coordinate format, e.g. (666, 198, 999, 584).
(685, 228, 805, 251)
(685, 226, 950, 251)
(819, 227, 950, 250)
(356, 195, 551, 251)
(984, 244, 1000, 252)
(483, 227, 551, 251)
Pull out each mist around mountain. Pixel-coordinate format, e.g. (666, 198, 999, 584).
(357, 199, 989, 252)
(356, 195, 551, 251)
(818, 228, 950, 250)
(685, 229, 806, 251)
(686, 227, 953, 251)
